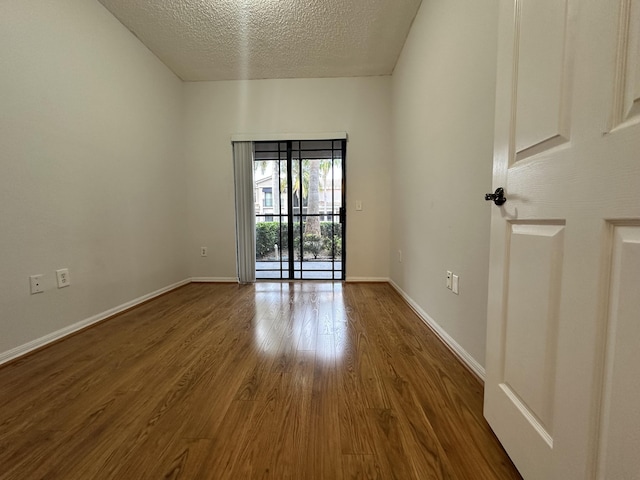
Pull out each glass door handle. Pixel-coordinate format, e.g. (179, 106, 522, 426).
(339, 207, 345, 223)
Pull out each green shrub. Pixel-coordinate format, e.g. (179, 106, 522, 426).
(303, 234, 322, 259)
(320, 222, 338, 238)
(334, 236, 342, 257)
(278, 222, 302, 250)
(255, 222, 279, 258)
(320, 222, 342, 258)
(322, 234, 342, 258)
(256, 221, 342, 259)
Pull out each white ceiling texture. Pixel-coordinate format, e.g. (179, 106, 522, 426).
(97, 0, 423, 81)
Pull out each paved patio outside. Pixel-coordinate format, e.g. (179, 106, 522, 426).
(256, 260, 343, 279)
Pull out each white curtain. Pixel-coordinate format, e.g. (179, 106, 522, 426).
(232, 142, 256, 283)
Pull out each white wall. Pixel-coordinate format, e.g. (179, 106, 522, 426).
(0, 0, 187, 356)
(390, 0, 499, 368)
(0, 0, 498, 373)
(184, 77, 392, 281)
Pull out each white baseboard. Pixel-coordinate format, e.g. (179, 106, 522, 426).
(388, 279, 486, 381)
(0, 278, 191, 366)
(345, 277, 390, 283)
(190, 277, 238, 283)
(1, 276, 486, 383)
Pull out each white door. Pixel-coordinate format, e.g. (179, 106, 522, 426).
(484, 0, 640, 479)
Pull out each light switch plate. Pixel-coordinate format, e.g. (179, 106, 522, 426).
(452, 274, 459, 294)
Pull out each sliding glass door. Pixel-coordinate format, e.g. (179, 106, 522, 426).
(254, 140, 346, 280)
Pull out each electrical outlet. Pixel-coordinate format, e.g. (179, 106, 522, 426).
(201, 247, 208, 257)
(56, 268, 70, 288)
(446, 271, 452, 289)
(30, 275, 44, 294)
(452, 274, 459, 294)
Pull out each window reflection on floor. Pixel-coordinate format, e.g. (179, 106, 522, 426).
(253, 282, 348, 363)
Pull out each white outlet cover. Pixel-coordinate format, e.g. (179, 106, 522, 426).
(452, 274, 459, 294)
(56, 269, 70, 288)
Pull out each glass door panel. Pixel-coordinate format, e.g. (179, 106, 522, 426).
(255, 140, 345, 280)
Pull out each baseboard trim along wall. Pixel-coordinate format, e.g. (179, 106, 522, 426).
(0, 279, 191, 367)
(1, 276, 485, 383)
(345, 277, 390, 283)
(190, 277, 238, 283)
(389, 279, 486, 382)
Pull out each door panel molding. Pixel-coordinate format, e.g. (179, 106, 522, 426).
(511, 0, 575, 163)
(596, 222, 640, 479)
(610, 0, 640, 130)
(502, 222, 565, 436)
(499, 382, 553, 447)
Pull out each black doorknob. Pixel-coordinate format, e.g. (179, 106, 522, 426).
(485, 187, 507, 206)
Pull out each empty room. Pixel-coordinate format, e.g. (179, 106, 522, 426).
(1, 0, 638, 479)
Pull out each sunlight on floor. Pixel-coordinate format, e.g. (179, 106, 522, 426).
(253, 282, 347, 363)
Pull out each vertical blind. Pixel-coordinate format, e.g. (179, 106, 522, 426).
(232, 142, 256, 283)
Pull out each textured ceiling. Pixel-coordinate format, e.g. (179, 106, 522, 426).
(96, 0, 423, 81)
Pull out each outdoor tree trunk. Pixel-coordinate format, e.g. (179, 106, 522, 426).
(272, 162, 280, 214)
(305, 160, 321, 235)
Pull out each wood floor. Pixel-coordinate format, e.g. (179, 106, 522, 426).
(0, 282, 521, 479)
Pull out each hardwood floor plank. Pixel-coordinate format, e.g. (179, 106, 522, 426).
(337, 346, 377, 455)
(0, 282, 521, 480)
(380, 367, 456, 479)
(307, 340, 344, 480)
(0, 429, 64, 480)
(169, 339, 257, 439)
(259, 351, 315, 479)
(342, 455, 385, 480)
(7, 393, 139, 479)
(190, 400, 257, 479)
(367, 408, 423, 480)
(370, 285, 520, 479)
(228, 350, 315, 479)
(154, 438, 213, 480)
